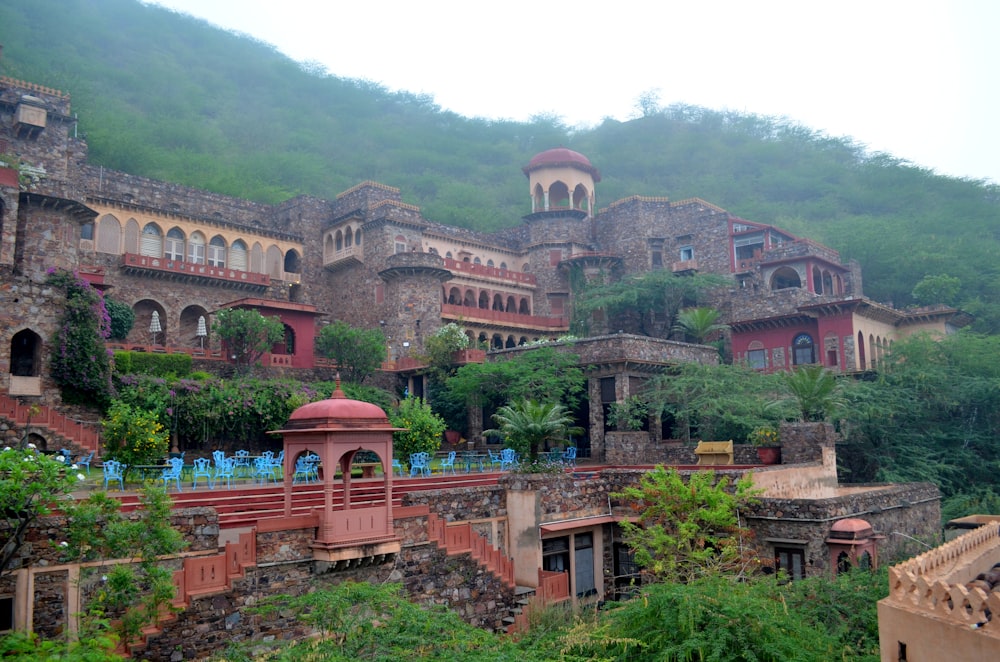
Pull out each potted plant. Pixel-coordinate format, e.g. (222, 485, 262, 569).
(749, 425, 781, 464)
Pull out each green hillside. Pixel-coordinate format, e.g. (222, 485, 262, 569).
(2, 0, 998, 330)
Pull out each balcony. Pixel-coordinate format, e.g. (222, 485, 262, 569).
(323, 245, 363, 272)
(441, 303, 569, 331)
(120, 253, 270, 290)
(443, 257, 536, 286)
(671, 259, 699, 273)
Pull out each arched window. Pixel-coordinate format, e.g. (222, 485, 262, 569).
(487, 259, 494, 268)
(518, 298, 530, 315)
(812, 266, 823, 294)
(793, 333, 815, 365)
(770, 267, 801, 290)
(446, 251, 453, 259)
(10, 329, 41, 377)
(96, 214, 122, 254)
(345, 226, 353, 248)
(140, 223, 163, 257)
(500, 262, 508, 270)
(230, 240, 248, 271)
(165, 228, 185, 261)
(324, 235, 334, 259)
(208, 235, 226, 267)
(335, 230, 343, 251)
(354, 229, 361, 245)
(473, 257, 482, 265)
(284, 249, 301, 274)
(478, 291, 489, 309)
(187, 232, 206, 264)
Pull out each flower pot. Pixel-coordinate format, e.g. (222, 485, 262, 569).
(756, 446, 781, 465)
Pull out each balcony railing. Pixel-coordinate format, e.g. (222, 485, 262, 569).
(323, 245, 363, 271)
(443, 257, 536, 285)
(441, 303, 569, 331)
(121, 253, 270, 288)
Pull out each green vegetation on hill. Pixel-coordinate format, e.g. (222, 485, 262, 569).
(2, 0, 998, 331)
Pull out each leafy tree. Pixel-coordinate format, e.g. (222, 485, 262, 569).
(315, 320, 386, 383)
(484, 400, 580, 460)
(911, 273, 962, 306)
(47, 269, 114, 407)
(212, 307, 285, 376)
(643, 362, 782, 442)
(390, 396, 446, 460)
(572, 270, 728, 338)
(421, 322, 470, 375)
(614, 466, 763, 583)
(444, 347, 585, 413)
(100, 401, 170, 476)
(0, 447, 88, 577)
(773, 365, 848, 422)
(62, 488, 186, 647)
(560, 571, 882, 661)
(103, 296, 135, 341)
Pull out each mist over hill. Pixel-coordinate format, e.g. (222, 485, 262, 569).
(2, 0, 998, 331)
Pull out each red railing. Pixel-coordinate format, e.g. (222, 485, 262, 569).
(0, 390, 101, 451)
(536, 569, 571, 604)
(444, 257, 536, 285)
(121, 253, 271, 286)
(441, 304, 569, 331)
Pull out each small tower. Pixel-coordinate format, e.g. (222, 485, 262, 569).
(272, 382, 403, 571)
(523, 148, 600, 218)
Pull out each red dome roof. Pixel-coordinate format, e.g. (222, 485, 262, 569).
(284, 387, 393, 429)
(523, 148, 600, 181)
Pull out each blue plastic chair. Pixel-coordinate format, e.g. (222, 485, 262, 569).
(77, 451, 94, 475)
(409, 452, 431, 477)
(192, 457, 214, 489)
(499, 448, 519, 471)
(233, 449, 251, 476)
(102, 460, 124, 492)
(561, 446, 577, 468)
(487, 449, 503, 471)
(59, 448, 73, 464)
(439, 451, 457, 475)
(214, 456, 237, 489)
(161, 457, 184, 491)
(254, 456, 279, 485)
(392, 459, 405, 477)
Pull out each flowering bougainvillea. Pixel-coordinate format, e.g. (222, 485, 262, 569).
(47, 269, 114, 408)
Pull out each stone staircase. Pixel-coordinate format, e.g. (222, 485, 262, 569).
(0, 390, 101, 455)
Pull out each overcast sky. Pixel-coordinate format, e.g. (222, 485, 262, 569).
(149, 0, 999, 185)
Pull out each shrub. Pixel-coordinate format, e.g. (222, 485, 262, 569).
(101, 401, 170, 472)
(390, 396, 445, 459)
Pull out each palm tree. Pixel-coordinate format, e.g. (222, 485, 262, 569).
(778, 365, 846, 422)
(484, 400, 579, 460)
(672, 307, 728, 344)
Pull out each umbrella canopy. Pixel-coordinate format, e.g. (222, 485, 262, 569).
(196, 316, 207, 337)
(149, 310, 162, 333)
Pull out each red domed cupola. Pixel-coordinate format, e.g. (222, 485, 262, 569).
(523, 148, 600, 217)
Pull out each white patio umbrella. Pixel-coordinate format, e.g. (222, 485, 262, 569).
(196, 315, 207, 349)
(149, 310, 162, 345)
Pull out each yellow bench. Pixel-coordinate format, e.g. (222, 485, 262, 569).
(694, 440, 734, 465)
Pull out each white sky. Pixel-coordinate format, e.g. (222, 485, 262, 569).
(149, 0, 1000, 184)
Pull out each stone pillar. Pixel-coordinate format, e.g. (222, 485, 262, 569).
(778, 421, 836, 464)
